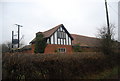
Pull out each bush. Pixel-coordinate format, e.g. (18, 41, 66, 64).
(34, 33, 47, 53)
(72, 45, 82, 52)
(2, 52, 118, 80)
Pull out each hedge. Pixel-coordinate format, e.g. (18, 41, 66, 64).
(2, 52, 119, 80)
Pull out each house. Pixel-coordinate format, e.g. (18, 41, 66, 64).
(29, 24, 74, 54)
(22, 24, 101, 54)
(15, 24, 119, 54)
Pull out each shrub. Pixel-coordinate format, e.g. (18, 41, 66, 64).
(72, 45, 82, 52)
(2, 52, 118, 80)
(34, 33, 47, 53)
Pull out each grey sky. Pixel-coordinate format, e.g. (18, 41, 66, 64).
(0, 0, 119, 45)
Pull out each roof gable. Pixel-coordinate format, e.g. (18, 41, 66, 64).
(59, 25, 73, 40)
(42, 24, 62, 38)
(30, 24, 73, 43)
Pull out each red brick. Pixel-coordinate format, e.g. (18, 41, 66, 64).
(25, 44, 73, 54)
(44, 44, 73, 54)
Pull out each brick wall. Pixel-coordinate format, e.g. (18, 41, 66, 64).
(44, 44, 73, 54)
(80, 47, 100, 52)
(30, 44, 73, 54)
(31, 44, 35, 53)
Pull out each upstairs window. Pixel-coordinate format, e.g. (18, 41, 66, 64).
(57, 31, 66, 39)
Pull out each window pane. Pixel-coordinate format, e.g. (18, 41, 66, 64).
(58, 48, 66, 53)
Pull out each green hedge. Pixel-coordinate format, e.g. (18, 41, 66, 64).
(2, 52, 119, 80)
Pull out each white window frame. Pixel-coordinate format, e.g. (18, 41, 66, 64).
(58, 48, 66, 53)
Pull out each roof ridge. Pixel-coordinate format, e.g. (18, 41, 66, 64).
(30, 24, 63, 43)
(71, 34, 99, 39)
(71, 34, 101, 47)
(43, 24, 63, 33)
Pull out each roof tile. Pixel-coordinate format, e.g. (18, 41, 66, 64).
(30, 24, 63, 43)
(71, 34, 101, 47)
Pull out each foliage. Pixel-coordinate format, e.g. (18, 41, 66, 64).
(1, 42, 12, 53)
(1, 44, 9, 53)
(72, 44, 82, 52)
(83, 66, 119, 79)
(97, 24, 117, 55)
(2, 52, 119, 80)
(34, 33, 47, 53)
(1, 41, 25, 53)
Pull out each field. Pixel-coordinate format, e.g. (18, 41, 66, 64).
(2, 52, 119, 80)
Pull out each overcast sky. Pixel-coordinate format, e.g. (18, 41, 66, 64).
(0, 0, 119, 45)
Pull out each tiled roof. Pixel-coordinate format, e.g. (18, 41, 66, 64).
(71, 34, 101, 47)
(30, 24, 64, 43)
(42, 24, 62, 38)
(30, 24, 101, 47)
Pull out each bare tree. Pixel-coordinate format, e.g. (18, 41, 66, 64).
(6, 42, 12, 50)
(1, 41, 25, 53)
(1, 43, 10, 53)
(97, 24, 117, 55)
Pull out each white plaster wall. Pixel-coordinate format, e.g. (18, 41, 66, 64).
(54, 32, 57, 44)
(47, 38, 49, 44)
(66, 34, 68, 45)
(69, 37, 71, 45)
(51, 35, 53, 44)
(58, 39, 60, 44)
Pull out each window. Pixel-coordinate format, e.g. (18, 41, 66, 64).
(58, 48, 66, 53)
(57, 31, 66, 39)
